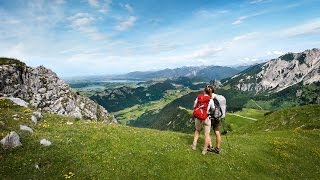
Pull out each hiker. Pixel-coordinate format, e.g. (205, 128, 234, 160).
(191, 85, 215, 155)
(207, 86, 221, 154)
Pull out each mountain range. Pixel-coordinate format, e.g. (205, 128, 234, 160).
(64, 65, 248, 83)
(117, 65, 244, 80)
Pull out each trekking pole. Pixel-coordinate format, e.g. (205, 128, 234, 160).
(221, 118, 231, 151)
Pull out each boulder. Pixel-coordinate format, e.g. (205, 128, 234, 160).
(33, 111, 43, 119)
(40, 139, 52, 146)
(7, 97, 28, 107)
(1, 131, 22, 149)
(0, 121, 5, 129)
(20, 125, 33, 133)
(31, 111, 43, 124)
(31, 115, 38, 124)
(38, 88, 47, 94)
(66, 122, 74, 125)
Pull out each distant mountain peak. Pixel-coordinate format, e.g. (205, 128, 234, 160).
(117, 65, 243, 81)
(223, 48, 320, 93)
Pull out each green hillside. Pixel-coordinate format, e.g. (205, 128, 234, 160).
(128, 91, 265, 133)
(237, 105, 320, 134)
(128, 91, 198, 133)
(1, 99, 320, 179)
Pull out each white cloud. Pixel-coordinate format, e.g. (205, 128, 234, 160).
(194, 9, 229, 18)
(157, 45, 223, 63)
(2, 42, 27, 61)
(0, 19, 20, 25)
(232, 16, 248, 25)
(115, 16, 137, 31)
(280, 19, 320, 37)
(232, 11, 267, 25)
(68, 13, 105, 40)
(124, 3, 134, 13)
(87, 0, 112, 14)
(88, 0, 99, 7)
(69, 13, 95, 27)
(242, 57, 259, 62)
(54, 0, 65, 5)
(249, 0, 270, 4)
(233, 32, 258, 41)
(188, 46, 223, 59)
(267, 51, 283, 55)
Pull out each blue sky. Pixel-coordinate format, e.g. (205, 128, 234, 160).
(0, 0, 319, 77)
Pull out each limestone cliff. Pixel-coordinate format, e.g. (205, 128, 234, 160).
(0, 58, 116, 123)
(223, 48, 320, 93)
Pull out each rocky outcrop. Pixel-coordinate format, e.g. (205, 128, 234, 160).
(0, 58, 116, 123)
(224, 48, 320, 93)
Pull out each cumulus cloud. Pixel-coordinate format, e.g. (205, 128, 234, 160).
(87, 0, 112, 14)
(69, 13, 95, 27)
(115, 16, 137, 31)
(88, 0, 99, 7)
(68, 13, 105, 40)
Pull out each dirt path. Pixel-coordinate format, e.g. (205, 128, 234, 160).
(228, 114, 258, 121)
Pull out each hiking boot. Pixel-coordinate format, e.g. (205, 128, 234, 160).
(213, 147, 220, 154)
(207, 146, 214, 153)
(191, 144, 196, 150)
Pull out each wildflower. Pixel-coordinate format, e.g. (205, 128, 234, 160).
(64, 172, 75, 179)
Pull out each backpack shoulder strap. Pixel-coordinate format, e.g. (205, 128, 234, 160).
(213, 97, 223, 118)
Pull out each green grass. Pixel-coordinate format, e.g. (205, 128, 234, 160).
(0, 57, 26, 66)
(224, 108, 268, 132)
(244, 99, 274, 110)
(1, 99, 320, 179)
(234, 108, 268, 119)
(238, 105, 320, 133)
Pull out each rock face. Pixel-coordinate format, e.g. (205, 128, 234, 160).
(224, 48, 320, 93)
(0, 58, 116, 123)
(1, 131, 22, 149)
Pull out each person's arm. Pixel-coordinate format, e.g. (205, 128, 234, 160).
(193, 98, 198, 109)
(208, 99, 215, 113)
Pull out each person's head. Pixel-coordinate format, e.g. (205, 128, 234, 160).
(208, 85, 215, 94)
(204, 85, 213, 97)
